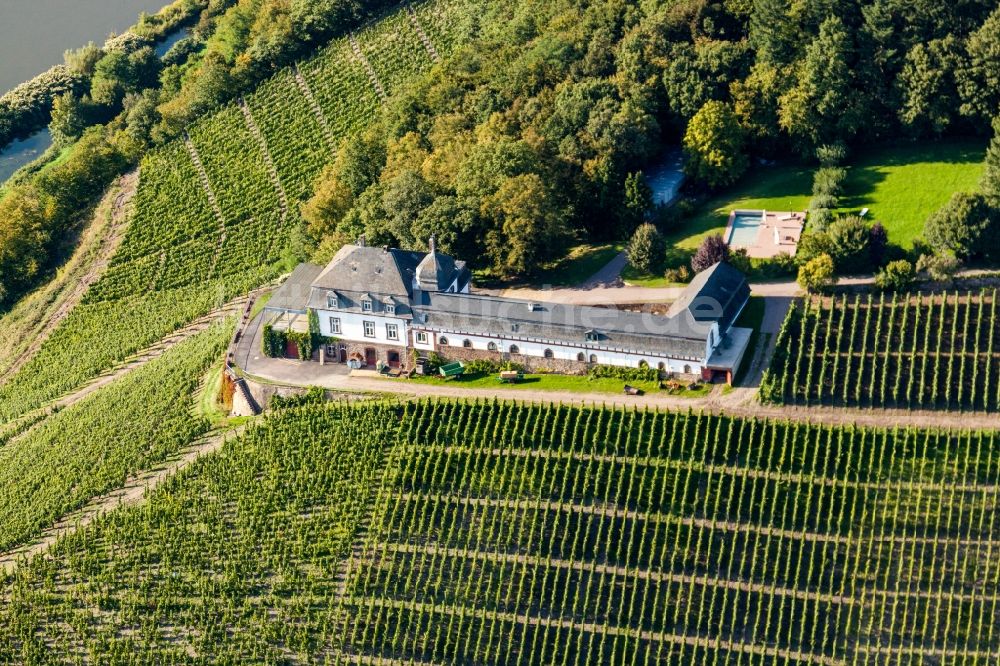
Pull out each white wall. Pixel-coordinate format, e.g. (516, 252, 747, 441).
(317, 309, 409, 346)
(413, 328, 703, 375)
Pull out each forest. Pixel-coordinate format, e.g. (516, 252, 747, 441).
(4, 0, 1000, 304)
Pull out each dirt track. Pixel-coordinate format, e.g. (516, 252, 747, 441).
(0, 170, 137, 385)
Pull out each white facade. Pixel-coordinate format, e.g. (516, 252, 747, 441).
(316, 308, 409, 347)
(412, 327, 710, 374)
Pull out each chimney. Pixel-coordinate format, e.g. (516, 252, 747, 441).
(358, 234, 366, 247)
(429, 234, 436, 254)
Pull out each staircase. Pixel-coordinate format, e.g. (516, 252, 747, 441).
(183, 133, 226, 227)
(406, 5, 440, 62)
(349, 34, 388, 102)
(238, 98, 288, 216)
(291, 65, 337, 149)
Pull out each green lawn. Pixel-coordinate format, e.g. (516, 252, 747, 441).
(476, 242, 624, 289)
(660, 137, 986, 265)
(403, 371, 713, 398)
(838, 139, 986, 248)
(532, 242, 624, 287)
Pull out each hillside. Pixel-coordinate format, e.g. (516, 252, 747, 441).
(3, 401, 999, 663)
(0, 0, 483, 425)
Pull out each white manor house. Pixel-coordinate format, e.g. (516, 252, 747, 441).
(262, 238, 753, 384)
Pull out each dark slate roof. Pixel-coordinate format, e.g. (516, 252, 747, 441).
(311, 244, 471, 297)
(311, 245, 424, 297)
(413, 293, 713, 360)
(668, 262, 750, 334)
(265, 263, 323, 313)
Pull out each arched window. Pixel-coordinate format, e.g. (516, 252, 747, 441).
(576, 352, 586, 362)
(657, 362, 666, 371)
(639, 360, 649, 369)
(544, 349, 554, 359)
(487, 341, 498, 351)
(439, 337, 449, 346)
(683, 364, 692, 374)
(509, 345, 520, 354)
(589, 354, 597, 364)
(463, 339, 473, 348)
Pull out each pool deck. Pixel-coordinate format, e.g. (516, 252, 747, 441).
(724, 209, 805, 259)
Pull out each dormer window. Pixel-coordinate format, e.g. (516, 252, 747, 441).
(585, 330, 602, 342)
(327, 293, 338, 309)
(386, 303, 395, 315)
(362, 299, 372, 312)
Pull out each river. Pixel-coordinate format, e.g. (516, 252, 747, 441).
(0, 0, 169, 96)
(0, 0, 170, 185)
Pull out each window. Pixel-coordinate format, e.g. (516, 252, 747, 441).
(439, 336, 449, 346)
(544, 349, 554, 359)
(386, 323, 399, 341)
(684, 364, 692, 374)
(463, 339, 473, 348)
(576, 352, 586, 362)
(386, 303, 396, 315)
(327, 293, 338, 308)
(328, 317, 341, 335)
(589, 354, 598, 364)
(487, 341, 498, 351)
(509, 345, 520, 354)
(363, 320, 375, 338)
(362, 299, 372, 312)
(416, 331, 428, 344)
(658, 362, 666, 371)
(585, 330, 601, 342)
(639, 360, 649, 369)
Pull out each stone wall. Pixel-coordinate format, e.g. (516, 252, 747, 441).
(328, 340, 410, 369)
(432, 345, 590, 375)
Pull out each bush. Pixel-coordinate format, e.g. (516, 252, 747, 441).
(691, 234, 729, 273)
(798, 253, 836, 292)
(588, 365, 660, 382)
(664, 265, 692, 283)
(827, 216, 871, 273)
(262, 324, 286, 358)
(752, 252, 796, 279)
(807, 207, 834, 232)
(816, 142, 847, 167)
(809, 194, 839, 211)
(875, 259, 916, 291)
(869, 222, 889, 266)
(812, 167, 847, 197)
(271, 386, 326, 409)
(916, 252, 962, 281)
(924, 191, 999, 260)
(627, 223, 666, 273)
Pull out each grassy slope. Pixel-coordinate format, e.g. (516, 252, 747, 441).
(404, 371, 712, 398)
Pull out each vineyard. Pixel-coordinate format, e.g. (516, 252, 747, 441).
(761, 289, 1000, 412)
(0, 401, 395, 663)
(4, 400, 1000, 664)
(0, 322, 230, 553)
(0, 0, 485, 427)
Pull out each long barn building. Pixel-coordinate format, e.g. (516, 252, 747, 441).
(264, 239, 753, 383)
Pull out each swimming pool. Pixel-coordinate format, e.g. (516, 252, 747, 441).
(728, 211, 763, 246)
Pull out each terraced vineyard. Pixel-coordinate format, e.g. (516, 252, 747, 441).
(761, 289, 1000, 412)
(5, 400, 1000, 663)
(0, 0, 484, 427)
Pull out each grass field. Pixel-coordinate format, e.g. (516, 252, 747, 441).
(838, 138, 986, 248)
(7, 401, 1000, 663)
